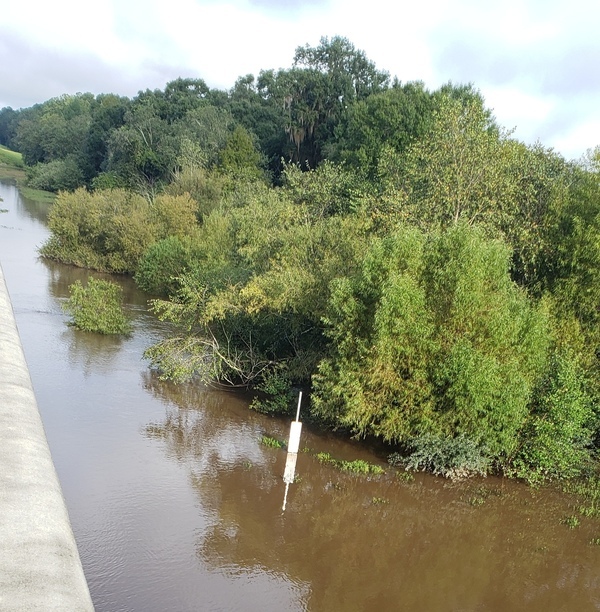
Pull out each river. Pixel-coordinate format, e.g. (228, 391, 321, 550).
(0, 179, 599, 611)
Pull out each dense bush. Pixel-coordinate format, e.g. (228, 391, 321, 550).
(63, 278, 131, 335)
(404, 434, 490, 480)
(134, 236, 194, 296)
(40, 188, 198, 273)
(509, 349, 594, 483)
(249, 370, 295, 415)
(27, 156, 83, 192)
(312, 224, 549, 469)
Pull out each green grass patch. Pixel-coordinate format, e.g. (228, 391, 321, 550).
(19, 184, 56, 203)
(0, 146, 55, 203)
(561, 515, 581, 529)
(0, 145, 24, 168)
(371, 497, 389, 505)
(316, 451, 385, 475)
(0, 164, 25, 182)
(395, 471, 415, 482)
(260, 435, 284, 449)
(563, 477, 600, 519)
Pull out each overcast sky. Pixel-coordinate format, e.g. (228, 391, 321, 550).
(1, 0, 598, 160)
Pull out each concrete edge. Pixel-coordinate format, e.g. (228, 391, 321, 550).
(0, 262, 94, 611)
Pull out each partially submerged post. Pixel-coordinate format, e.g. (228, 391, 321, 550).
(282, 392, 303, 512)
(288, 391, 303, 453)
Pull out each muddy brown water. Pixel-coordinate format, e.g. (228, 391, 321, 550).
(1, 180, 599, 611)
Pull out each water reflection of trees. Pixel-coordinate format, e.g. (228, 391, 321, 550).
(63, 327, 125, 377)
(18, 191, 51, 224)
(44, 258, 153, 307)
(141, 372, 600, 611)
(0, 180, 51, 225)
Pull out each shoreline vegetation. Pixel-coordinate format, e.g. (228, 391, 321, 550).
(0, 146, 55, 202)
(2, 36, 599, 486)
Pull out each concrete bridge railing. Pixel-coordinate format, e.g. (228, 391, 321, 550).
(0, 263, 93, 611)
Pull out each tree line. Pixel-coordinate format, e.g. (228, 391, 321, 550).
(4, 36, 600, 481)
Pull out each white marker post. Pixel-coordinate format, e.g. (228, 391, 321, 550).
(287, 391, 303, 454)
(282, 392, 303, 512)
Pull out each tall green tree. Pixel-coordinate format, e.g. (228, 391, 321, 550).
(228, 74, 288, 175)
(329, 81, 435, 176)
(258, 37, 389, 168)
(0, 106, 20, 149)
(399, 94, 515, 228)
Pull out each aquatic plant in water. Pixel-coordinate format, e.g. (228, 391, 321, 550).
(260, 435, 284, 449)
(316, 452, 385, 475)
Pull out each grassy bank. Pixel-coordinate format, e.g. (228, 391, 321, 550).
(0, 146, 55, 203)
(0, 145, 24, 168)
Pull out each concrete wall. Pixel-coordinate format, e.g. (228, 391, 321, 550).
(0, 264, 94, 611)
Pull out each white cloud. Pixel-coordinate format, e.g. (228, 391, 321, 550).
(483, 86, 556, 134)
(551, 120, 600, 161)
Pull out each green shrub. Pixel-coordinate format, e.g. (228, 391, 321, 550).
(312, 224, 549, 465)
(90, 172, 127, 191)
(250, 370, 295, 415)
(27, 156, 83, 192)
(510, 349, 594, 483)
(135, 236, 192, 296)
(63, 278, 131, 335)
(41, 188, 199, 273)
(405, 434, 490, 480)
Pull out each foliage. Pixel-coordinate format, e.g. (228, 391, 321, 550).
(399, 94, 518, 228)
(228, 74, 288, 175)
(63, 278, 131, 335)
(260, 435, 284, 449)
(145, 176, 370, 386)
(249, 369, 295, 415)
(135, 235, 198, 296)
(15, 93, 94, 166)
(40, 188, 198, 273)
(543, 162, 600, 346)
(509, 349, 594, 483)
(219, 125, 264, 178)
(282, 160, 369, 217)
(0, 107, 20, 150)
(329, 82, 435, 176)
(26, 156, 83, 192)
(257, 36, 389, 168)
(315, 452, 385, 475)
(165, 165, 229, 221)
(312, 224, 549, 469)
(10, 93, 128, 191)
(404, 434, 490, 480)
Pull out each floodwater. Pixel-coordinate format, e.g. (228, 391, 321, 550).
(1, 180, 599, 611)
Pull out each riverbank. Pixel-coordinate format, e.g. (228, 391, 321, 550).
(0, 146, 55, 203)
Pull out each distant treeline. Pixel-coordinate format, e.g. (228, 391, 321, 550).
(5, 37, 600, 482)
(0, 36, 483, 193)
